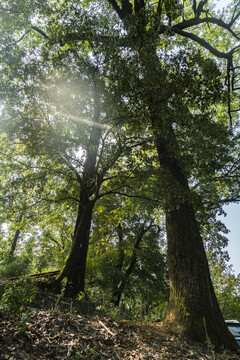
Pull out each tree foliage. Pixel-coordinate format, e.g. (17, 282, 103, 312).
(0, 0, 240, 350)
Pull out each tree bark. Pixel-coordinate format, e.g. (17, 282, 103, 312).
(56, 192, 95, 297)
(166, 201, 238, 349)
(9, 229, 20, 258)
(55, 102, 103, 297)
(153, 129, 238, 350)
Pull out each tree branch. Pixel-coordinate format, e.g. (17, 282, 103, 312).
(5, 31, 30, 47)
(219, 198, 240, 204)
(173, 28, 234, 60)
(31, 26, 50, 40)
(107, 0, 124, 19)
(157, 0, 164, 15)
(229, 0, 240, 26)
(173, 17, 240, 41)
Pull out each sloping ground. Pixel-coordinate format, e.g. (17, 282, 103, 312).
(0, 310, 239, 360)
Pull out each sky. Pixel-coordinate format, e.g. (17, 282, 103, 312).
(220, 204, 240, 275)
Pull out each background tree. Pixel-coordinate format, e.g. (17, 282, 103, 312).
(0, 29, 148, 296)
(210, 258, 240, 321)
(87, 192, 168, 318)
(0, 133, 75, 276)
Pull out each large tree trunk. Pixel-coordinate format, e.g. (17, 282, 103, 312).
(166, 201, 237, 349)
(56, 118, 102, 297)
(138, 37, 238, 348)
(153, 129, 238, 350)
(56, 193, 95, 297)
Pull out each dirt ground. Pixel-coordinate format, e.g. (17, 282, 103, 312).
(0, 309, 239, 360)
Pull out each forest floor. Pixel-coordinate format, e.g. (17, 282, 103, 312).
(0, 308, 239, 360)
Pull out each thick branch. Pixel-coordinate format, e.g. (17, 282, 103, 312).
(173, 17, 240, 41)
(219, 197, 240, 204)
(196, 0, 208, 18)
(107, 0, 124, 19)
(31, 26, 50, 40)
(157, 0, 164, 15)
(173, 28, 234, 60)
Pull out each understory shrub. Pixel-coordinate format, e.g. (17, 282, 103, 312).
(0, 277, 39, 317)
